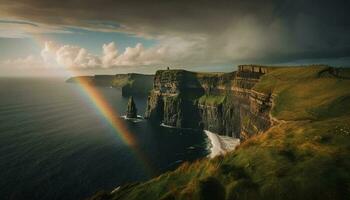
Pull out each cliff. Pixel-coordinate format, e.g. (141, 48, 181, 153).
(90, 65, 350, 200)
(145, 65, 274, 140)
(66, 73, 154, 97)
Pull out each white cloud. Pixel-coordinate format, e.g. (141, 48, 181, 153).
(2, 35, 213, 72)
(40, 41, 101, 68)
(40, 41, 59, 66)
(55, 45, 100, 68)
(115, 43, 145, 66)
(40, 39, 204, 68)
(102, 42, 118, 67)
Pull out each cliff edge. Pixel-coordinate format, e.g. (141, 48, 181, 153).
(90, 65, 350, 200)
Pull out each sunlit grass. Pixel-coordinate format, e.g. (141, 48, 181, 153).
(198, 95, 226, 105)
(254, 66, 350, 121)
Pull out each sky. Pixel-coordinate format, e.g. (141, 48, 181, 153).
(0, 0, 349, 77)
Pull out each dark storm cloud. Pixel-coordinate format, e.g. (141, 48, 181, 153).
(1, 0, 349, 65)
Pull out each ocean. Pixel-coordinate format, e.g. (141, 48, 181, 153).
(0, 78, 209, 200)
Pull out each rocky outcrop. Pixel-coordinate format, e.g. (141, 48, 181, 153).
(145, 65, 273, 140)
(126, 96, 138, 118)
(66, 73, 154, 97)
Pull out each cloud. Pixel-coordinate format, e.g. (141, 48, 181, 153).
(102, 42, 118, 67)
(55, 45, 100, 68)
(0, 0, 349, 66)
(3, 39, 200, 69)
(39, 38, 209, 68)
(39, 41, 100, 68)
(0, 19, 71, 38)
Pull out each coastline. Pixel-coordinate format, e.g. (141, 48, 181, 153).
(158, 123, 240, 158)
(204, 130, 240, 158)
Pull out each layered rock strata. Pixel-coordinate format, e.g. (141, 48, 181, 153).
(145, 65, 273, 140)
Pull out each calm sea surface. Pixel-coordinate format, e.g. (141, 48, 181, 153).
(0, 78, 208, 200)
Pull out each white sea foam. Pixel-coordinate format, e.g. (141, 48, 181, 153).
(160, 123, 196, 130)
(160, 123, 176, 128)
(204, 130, 240, 158)
(120, 115, 144, 123)
(159, 124, 240, 158)
(111, 186, 120, 194)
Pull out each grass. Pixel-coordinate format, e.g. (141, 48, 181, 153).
(198, 95, 226, 105)
(90, 66, 350, 200)
(254, 66, 350, 121)
(195, 72, 225, 78)
(105, 117, 350, 200)
(112, 74, 154, 95)
(111, 77, 132, 87)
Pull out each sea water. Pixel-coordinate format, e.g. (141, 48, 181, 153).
(0, 78, 209, 200)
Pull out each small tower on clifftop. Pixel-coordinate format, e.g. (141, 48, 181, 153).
(126, 96, 137, 118)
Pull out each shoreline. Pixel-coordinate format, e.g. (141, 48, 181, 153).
(204, 130, 240, 158)
(158, 123, 240, 158)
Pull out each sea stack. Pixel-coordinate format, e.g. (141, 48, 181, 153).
(126, 96, 137, 118)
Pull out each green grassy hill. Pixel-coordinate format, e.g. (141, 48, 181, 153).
(90, 66, 350, 200)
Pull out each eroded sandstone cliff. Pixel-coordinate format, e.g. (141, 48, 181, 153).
(90, 65, 350, 200)
(145, 65, 273, 140)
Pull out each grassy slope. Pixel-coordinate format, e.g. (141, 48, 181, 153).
(198, 95, 226, 105)
(100, 66, 350, 200)
(111, 76, 132, 87)
(254, 66, 350, 120)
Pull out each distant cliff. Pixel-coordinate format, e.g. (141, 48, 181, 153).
(145, 65, 274, 140)
(66, 73, 154, 97)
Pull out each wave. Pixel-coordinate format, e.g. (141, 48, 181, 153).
(204, 130, 240, 158)
(120, 115, 144, 123)
(160, 123, 197, 131)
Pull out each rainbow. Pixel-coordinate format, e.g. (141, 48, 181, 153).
(75, 77, 137, 146)
(73, 76, 154, 177)
(29, 35, 154, 176)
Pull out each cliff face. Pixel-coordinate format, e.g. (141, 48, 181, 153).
(66, 73, 154, 97)
(145, 66, 273, 140)
(91, 65, 350, 200)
